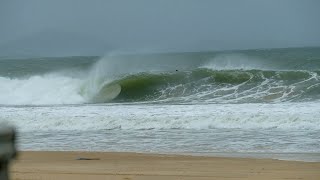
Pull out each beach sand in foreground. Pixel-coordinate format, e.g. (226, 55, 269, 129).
(11, 151, 320, 180)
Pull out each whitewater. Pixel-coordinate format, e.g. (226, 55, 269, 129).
(0, 47, 320, 161)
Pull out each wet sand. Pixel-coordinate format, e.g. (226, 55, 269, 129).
(11, 151, 320, 180)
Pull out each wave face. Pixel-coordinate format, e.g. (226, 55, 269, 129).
(110, 69, 320, 103)
(0, 47, 320, 105)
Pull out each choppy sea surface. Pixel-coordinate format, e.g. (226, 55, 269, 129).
(1, 47, 320, 161)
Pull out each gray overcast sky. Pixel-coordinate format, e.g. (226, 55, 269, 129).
(0, 0, 320, 55)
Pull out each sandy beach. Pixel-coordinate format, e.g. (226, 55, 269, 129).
(10, 151, 320, 180)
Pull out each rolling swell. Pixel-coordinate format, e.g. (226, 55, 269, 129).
(98, 68, 320, 103)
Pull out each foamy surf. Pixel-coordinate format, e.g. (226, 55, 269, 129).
(0, 75, 85, 105)
(2, 103, 319, 132)
(1, 47, 320, 161)
(2, 103, 320, 158)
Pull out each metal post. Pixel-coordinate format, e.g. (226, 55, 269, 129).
(0, 126, 17, 180)
(0, 162, 9, 180)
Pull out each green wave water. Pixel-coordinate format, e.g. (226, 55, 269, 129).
(97, 68, 320, 103)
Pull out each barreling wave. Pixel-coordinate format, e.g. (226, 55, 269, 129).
(0, 47, 320, 105)
(91, 69, 320, 103)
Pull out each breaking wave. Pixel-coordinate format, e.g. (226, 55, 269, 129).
(100, 69, 320, 103)
(0, 48, 320, 105)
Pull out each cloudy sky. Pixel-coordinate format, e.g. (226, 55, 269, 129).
(0, 0, 319, 55)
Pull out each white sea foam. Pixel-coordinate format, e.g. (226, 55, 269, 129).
(1, 103, 319, 132)
(0, 75, 85, 105)
(0, 55, 124, 105)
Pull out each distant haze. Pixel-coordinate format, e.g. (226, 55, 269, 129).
(0, 0, 320, 56)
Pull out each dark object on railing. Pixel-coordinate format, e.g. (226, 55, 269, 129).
(0, 126, 17, 180)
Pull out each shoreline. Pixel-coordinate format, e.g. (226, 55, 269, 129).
(17, 149, 320, 162)
(11, 151, 320, 180)
(174, 152, 320, 162)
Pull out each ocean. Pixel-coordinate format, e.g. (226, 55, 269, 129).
(1, 47, 320, 162)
